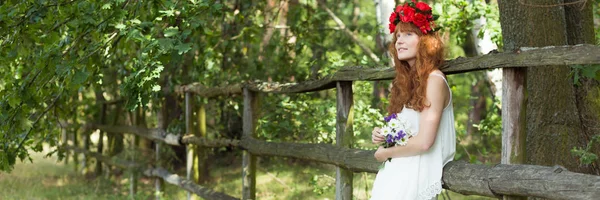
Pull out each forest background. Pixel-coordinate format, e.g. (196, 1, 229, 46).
(0, 0, 599, 199)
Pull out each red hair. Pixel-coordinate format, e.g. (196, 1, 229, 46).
(387, 22, 444, 114)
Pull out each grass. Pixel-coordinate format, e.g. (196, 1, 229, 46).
(0, 148, 495, 200)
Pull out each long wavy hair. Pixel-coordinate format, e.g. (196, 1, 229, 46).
(387, 22, 445, 114)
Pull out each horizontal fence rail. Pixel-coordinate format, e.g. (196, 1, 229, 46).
(84, 123, 600, 199)
(175, 44, 600, 96)
(443, 162, 600, 199)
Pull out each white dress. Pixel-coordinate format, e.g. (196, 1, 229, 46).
(370, 74, 456, 200)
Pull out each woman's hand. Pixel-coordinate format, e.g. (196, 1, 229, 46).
(374, 146, 389, 162)
(371, 127, 385, 144)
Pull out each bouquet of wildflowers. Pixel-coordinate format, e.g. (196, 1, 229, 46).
(379, 113, 414, 166)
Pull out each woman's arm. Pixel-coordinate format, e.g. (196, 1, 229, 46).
(374, 74, 449, 161)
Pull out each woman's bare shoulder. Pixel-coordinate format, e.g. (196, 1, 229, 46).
(429, 70, 445, 77)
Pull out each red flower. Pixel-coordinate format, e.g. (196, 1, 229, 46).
(389, 12, 397, 24)
(415, 2, 431, 12)
(400, 6, 415, 22)
(395, 5, 403, 13)
(388, 1, 435, 34)
(413, 13, 428, 27)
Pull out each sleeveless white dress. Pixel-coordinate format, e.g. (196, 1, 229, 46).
(370, 74, 456, 200)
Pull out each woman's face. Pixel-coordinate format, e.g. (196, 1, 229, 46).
(395, 31, 420, 67)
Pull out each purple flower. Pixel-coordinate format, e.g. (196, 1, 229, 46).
(384, 113, 398, 122)
(386, 135, 394, 144)
(396, 130, 406, 140)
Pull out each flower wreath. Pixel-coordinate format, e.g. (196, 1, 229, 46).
(388, 0, 437, 34)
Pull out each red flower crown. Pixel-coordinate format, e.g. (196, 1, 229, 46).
(388, 0, 436, 34)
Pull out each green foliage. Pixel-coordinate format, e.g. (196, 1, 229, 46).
(571, 134, 600, 165)
(435, 0, 502, 48)
(570, 64, 600, 85)
(0, 0, 231, 171)
(448, 70, 502, 164)
(309, 174, 335, 195)
(257, 81, 383, 146)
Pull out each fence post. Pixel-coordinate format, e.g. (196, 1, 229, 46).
(335, 81, 354, 200)
(242, 88, 258, 200)
(501, 68, 527, 200)
(195, 102, 208, 184)
(185, 92, 195, 200)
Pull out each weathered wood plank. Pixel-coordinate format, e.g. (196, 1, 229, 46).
(89, 124, 181, 146)
(145, 167, 240, 200)
(335, 82, 354, 200)
(242, 88, 258, 200)
(500, 68, 527, 200)
(240, 136, 379, 173)
(179, 45, 600, 96)
(443, 161, 600, 200)
(176, 83, 242, 97)
(181, 135, 240, 148)
(244, 79, 336, 94)
(440, 44, 600, 74)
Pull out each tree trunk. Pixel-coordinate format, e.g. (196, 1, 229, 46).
(371, 0, 395, 109)
(499, 0, 593, 178)
(95, 92, 107, 176)
(259, 0, 277, 62)
(563, 0, 600, 175)
(108, 104, 124, 157)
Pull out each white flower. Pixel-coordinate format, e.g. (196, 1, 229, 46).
(396, 137, 409, 146)
(381, 126, 393, 136)
(388, 118, 401, 130)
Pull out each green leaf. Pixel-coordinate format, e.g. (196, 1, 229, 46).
(151, 85, 161, 91)
(19, 116, 32, 130)
(8, 95, 20, 108)
(55, 65, 70, 76)
(101, 3, 112, 9)
(182, 29, 192, 38)
(159, 9, 176, 17)
(163, 27, 179, 37)
(72, 70, 89, 85)
(175, 43, 192, 55)
(115, 23, 126, 30)
(581, 64, 600, 80)
(157, 38, 174, 51)
(129, 19, 142, 24)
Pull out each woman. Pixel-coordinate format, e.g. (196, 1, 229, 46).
(370, 1, 456, 200)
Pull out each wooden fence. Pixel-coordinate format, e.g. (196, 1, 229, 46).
(64, 44, 600, 200)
